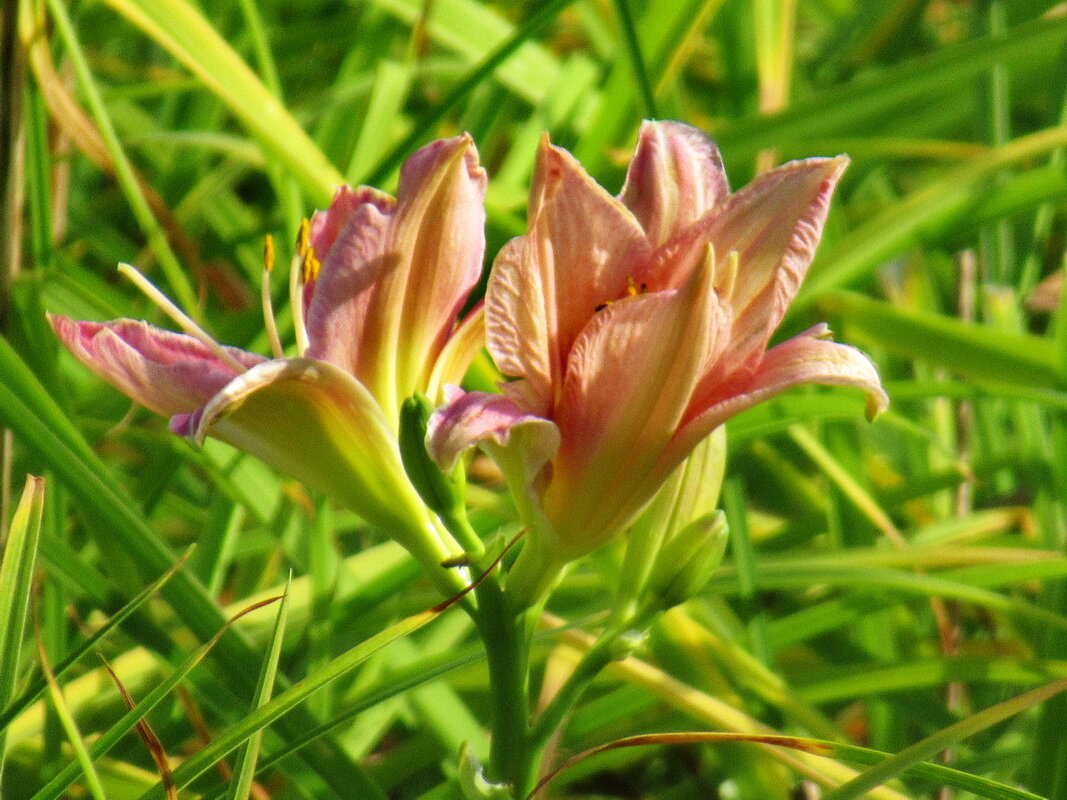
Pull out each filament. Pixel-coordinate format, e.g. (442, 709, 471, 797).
(117, 263, 248, 373)
(260, 234, 285, 359)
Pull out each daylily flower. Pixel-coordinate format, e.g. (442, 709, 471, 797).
(51, 135, 487, 592)
(428, 121, 888, 602)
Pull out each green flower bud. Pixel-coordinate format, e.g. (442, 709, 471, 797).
(400, 393, 465, 519)
(645, 510, 728, 610)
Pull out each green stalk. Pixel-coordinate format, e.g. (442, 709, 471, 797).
(523, 603, 653, 792)
(474, 574, 531, 795)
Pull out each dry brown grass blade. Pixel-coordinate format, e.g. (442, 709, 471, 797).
(99, 653, 178, 800)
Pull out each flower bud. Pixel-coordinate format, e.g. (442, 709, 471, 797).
(400, 393, 466, 519)
(645, 510, 728, 610)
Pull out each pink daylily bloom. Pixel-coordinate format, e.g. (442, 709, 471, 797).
(50, 135, 487, 584)
(429, 121, 888, 575)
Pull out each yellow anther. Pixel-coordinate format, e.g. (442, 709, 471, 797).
(625, 276, 648, 297)
(296, 218, 312, 256)
(302, 249, 321, 285)
(263, 233, 275, 273)
(596, 276, 649, 313)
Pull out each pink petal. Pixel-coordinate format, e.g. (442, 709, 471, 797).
(485, 136, 650, 416)
(426, 387, 559, 479)
(543, 256, 725, 551)
(305, 135, 487, 418)
(309, 185, 395, 266)
(48, 314, 263, 416)
(674, 324, 889, 459)
(618, 120, 729, 247)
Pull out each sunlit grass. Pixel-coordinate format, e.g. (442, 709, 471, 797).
(3, 1, 1067, 798)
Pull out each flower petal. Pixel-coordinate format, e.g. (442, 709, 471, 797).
(425, 304, 485, 404)
(485, 136, 649, 415)
(305, 135, 487, 419)
(692, 156, 848, 360)
(544, 254, 725, 550)
(426, 386, 559, 481)
(618, 120, 729, 247)
(171, 358, 444, 553)
(674, 324, 889, 458)
(49, 314, 263, 416)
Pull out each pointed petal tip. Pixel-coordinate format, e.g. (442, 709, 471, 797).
(866, 389, 889, 422)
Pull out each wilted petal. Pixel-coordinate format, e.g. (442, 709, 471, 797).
(619, 120, 729, 247)
(306, 135, 487, 419)
(544, 256, 724, 549)
(674, 324, 888, 459)
(49, 314, 263, 416)
(486, 136, 649, 414)
(171, 358, 446, 555)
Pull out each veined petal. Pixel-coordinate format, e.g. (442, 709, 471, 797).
(426, 387, 559, 481)
(306, 135, 486, 420)
(695, 156, 848, 360)
(544, 255, 724, 551)
(49, 314, 263, 416)
(309, 185, 395, 267)
(673, 324, 888, 459)
(171, 358, 446, 558)
(619, 120, 729, 247)
(486, 136, 649, 415)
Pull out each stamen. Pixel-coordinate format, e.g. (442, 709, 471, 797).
(260, 234, 285, 359)
(597, 276, 649, 311)
(117, 263, 248, 374)
(289, 219, 311, 355)
(302, 249, 321, 285)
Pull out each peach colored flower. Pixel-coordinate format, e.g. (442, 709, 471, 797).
(429, 121, 887, 591)
(51, 135, 487, 585)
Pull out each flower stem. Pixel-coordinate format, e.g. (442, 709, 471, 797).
(475, 573, 531, 795)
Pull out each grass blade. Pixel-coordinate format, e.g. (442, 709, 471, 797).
(98, 0, 343, 204)
(225, 578, 290, 800)
(0, 476, 45, 782)
(821, 679, 1067, 800)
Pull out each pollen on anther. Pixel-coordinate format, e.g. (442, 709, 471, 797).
(261, 234, 284, 359)
(302, 249, 321, 285)
(296, 218, 312, 256)
(263, 233, 276, 273)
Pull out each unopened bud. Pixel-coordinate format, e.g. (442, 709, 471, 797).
(646, 511, 728, 610)
(400, 393, 465, 518)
